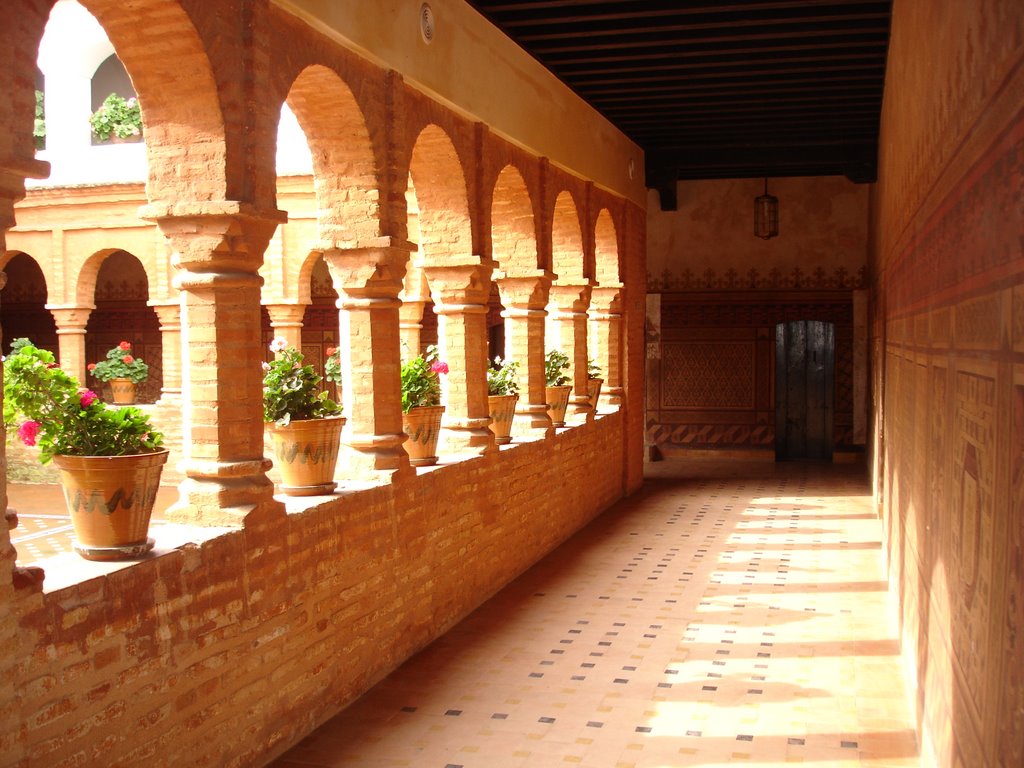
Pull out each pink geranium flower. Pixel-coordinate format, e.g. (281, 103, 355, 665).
(79, 389, 98, 408)
(430, 360, 449, 375)
(269, 337, 288, 353)
(17, 421, 41, 447)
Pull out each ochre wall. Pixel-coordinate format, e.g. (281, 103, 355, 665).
(870, 1, 1024, 765)
(646, 177, 869, 456)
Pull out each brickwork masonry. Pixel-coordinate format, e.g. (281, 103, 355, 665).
(2, 414, 625, 767)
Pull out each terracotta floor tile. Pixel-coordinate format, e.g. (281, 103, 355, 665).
(259, 459, 920, 767)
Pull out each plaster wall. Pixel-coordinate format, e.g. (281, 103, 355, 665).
(869, 1, 1024, 765)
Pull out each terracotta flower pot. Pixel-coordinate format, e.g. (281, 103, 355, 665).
(587, 378, 604, 410)
(266, 416, 345, 496)
(109, 377, 137, 405)
(545, 385, 573, 427)
(488, 394, 518, 444)
(52, 449, 169, 561)
(403, 405, 444, 466)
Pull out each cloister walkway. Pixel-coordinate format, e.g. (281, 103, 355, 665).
(268, 458, 919, 768)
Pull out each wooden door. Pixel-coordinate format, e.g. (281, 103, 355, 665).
(775, 320, 834, 460)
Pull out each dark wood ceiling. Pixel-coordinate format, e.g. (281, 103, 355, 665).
(465, 0, 891, 205)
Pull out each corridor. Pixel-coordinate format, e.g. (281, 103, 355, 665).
(269, 459, 919, 768)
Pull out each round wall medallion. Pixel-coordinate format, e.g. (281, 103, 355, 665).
(420, 3, 435, 44)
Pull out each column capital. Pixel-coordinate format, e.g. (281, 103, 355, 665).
(0, 159, 49, 230)
(423, 260, 496, 307)
(549, 282, 594, 313)
(263, 302, 308, 327)
(323, 241, 413, 299)
(495, 272, 554, 310)
(590, 284, 624, 313)
(45, 304, 95, 331)
(141, 201, 286, 274)
(147, 300, 181, 328)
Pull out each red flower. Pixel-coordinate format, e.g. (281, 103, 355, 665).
(122, 355, 134, 364)
(87, 363, 97, 371)
(118, 341, 132, 351)
(326, 347, 337, 357)
(17, 421, 40, 447)
(430, 360, 449, 375)
(79, 389, 98, 408)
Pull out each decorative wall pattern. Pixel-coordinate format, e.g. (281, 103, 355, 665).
(870, 1, 1024, 762)
(660, 341, 754, 409)
(648, 264, 867, 293)
(954, 373, 997, 702)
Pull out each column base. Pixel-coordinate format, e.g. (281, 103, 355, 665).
(568, 395, 595, 423)
(165, 458, 283, 527)
(441, 416, 496, 456)
(513, 403, 554, 438)
(341, 432, 413, 483)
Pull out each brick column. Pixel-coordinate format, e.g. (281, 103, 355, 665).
(46, 305, 94, 384)
(400, 264, 429, 353)
(590, 284, 624, 408)
(398, 299, 427, 354)
(264, 302, 307, 351)
(143, 202, 285, 526)
(549, 283, 594, 422)
(496, 273, 554, 437)
(148, 300, 182, 402)
(323, 242, 413, 481)
(423, 262, 496, 457)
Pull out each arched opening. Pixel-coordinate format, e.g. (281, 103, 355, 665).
(84, 250, 161, 403)
(301, 255, 341, 401)
(408, 124, 473, 265)
(89, 52, 140, 145)
(0, 252, 56, 355)
(593, 208, 620, 286)
(490, 165, 538, 360)
(91, 52, 135, 111)
(551, 190, 585, 283)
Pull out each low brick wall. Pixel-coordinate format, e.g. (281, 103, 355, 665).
(4, 414, 626, 767)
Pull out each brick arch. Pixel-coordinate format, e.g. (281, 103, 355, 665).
(75, 248, 149, 306)
(409, 124, 473, 264)
(594, 208, 621, 285)
(77, 0, 228, 203)
(283, 65, 380, 246)
(551, 190, 585, 283)
(294, 249, 328, 306)
(491, 165, 539, 276)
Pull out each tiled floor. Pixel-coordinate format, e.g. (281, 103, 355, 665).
(267, 458, 919, 768)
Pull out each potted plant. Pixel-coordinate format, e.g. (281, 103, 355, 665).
(486, 357, 519, 445)
(88, 340, 149, 405)
(89, 92, 143, 143)
(544, 349, 572, 427)
(587, 358, 604, 411)
(263, 338, 344, 496)
(4, 338, 167, 561)
(400, 344, 447, 466)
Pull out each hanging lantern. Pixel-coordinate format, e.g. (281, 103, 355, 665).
(754, 177, 779, 240)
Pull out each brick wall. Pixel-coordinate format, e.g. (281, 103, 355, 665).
(3, 415, 625, 767)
